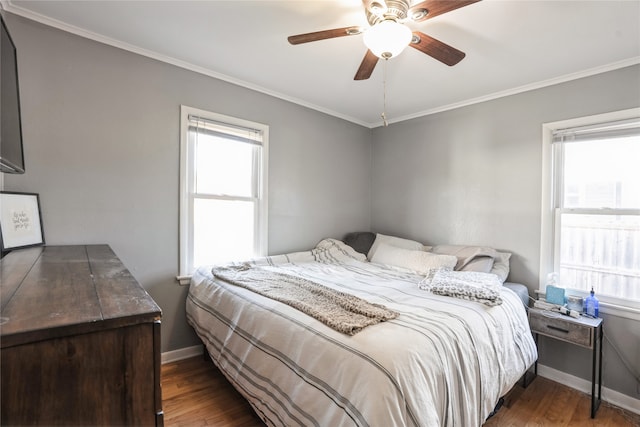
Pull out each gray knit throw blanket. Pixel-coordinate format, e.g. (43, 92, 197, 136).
(212, 264, 399, 335)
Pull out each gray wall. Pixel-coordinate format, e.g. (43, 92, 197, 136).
(2, 14, 372, 353)
(371, 65, 640, 399)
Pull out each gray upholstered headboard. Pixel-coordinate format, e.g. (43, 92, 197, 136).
(342, 231, 376, 255)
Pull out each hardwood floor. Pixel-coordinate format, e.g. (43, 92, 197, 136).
(162, 356, 640, 427)
(161, 356, 264, 427)
(484, 376, 640, 427)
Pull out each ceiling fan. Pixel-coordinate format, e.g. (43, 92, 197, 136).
(288, 0, 480, 80)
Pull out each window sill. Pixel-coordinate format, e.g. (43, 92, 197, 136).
(599, 302, 640, 322)
(176, 275, 191, 286)
(535, 289, 640, 322)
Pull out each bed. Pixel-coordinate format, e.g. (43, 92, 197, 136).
(186, 237, 537, 427)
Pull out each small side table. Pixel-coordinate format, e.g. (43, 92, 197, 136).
(528, 308, 603, 418)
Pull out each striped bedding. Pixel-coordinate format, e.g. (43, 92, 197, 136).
(186, 239, 537, 427)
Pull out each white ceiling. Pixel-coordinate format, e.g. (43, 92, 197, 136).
(4, 0, 640, 127)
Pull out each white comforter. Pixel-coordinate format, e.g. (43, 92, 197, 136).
(187, 239, 537, 427)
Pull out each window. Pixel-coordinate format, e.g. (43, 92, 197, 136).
(541, 109, 640, 315)
(179, 106, 268, 278)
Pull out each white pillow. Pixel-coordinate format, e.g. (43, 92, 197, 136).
(367, 233, 426, 260)
(371, 243, 457, 275)
(491, 251, 511, 282)
(429, 244, 511, 283)
(430, 244, 497, 271)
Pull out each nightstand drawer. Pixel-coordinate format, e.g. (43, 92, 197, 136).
(529, 311, 593, 348)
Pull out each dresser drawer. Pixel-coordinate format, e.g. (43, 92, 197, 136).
(529, 310, 593, 348)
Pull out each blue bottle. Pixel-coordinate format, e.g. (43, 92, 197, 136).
(584, 287, 599, 318)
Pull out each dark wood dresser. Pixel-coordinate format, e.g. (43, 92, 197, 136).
(0, 245, 163, 426)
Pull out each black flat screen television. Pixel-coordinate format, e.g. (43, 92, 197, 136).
(0, 15, 25, 174)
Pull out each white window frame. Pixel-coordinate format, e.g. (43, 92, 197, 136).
(540, 107, 640, 320)
(178, 105, 268, 283)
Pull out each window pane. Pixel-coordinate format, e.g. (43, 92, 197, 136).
(194, 131, 256, 197)
(559, 213, 640, 301)
(193, 198, 255, 266)
(563, 136, 640, 209)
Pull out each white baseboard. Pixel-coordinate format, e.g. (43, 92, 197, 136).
(161, 345, 203, 364)
(538, 364, 640, 416)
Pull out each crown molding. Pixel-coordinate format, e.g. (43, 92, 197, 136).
(380, 57, 640, 127)
(4, 1, 639, 130)
(2, 1, 371, 128)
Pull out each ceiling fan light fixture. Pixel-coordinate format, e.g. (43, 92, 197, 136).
(363, 20, 412, 59)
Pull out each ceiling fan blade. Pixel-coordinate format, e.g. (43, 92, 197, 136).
(288, 26, 363, 45)
(354, 50, 379, 80)
(409, 0, 481, 22)
(410, 31, 465, 66)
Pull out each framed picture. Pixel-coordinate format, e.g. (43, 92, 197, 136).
(0, 191, 45, 252)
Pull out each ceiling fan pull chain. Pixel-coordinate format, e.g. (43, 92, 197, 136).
(381, 58, 388, 127)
